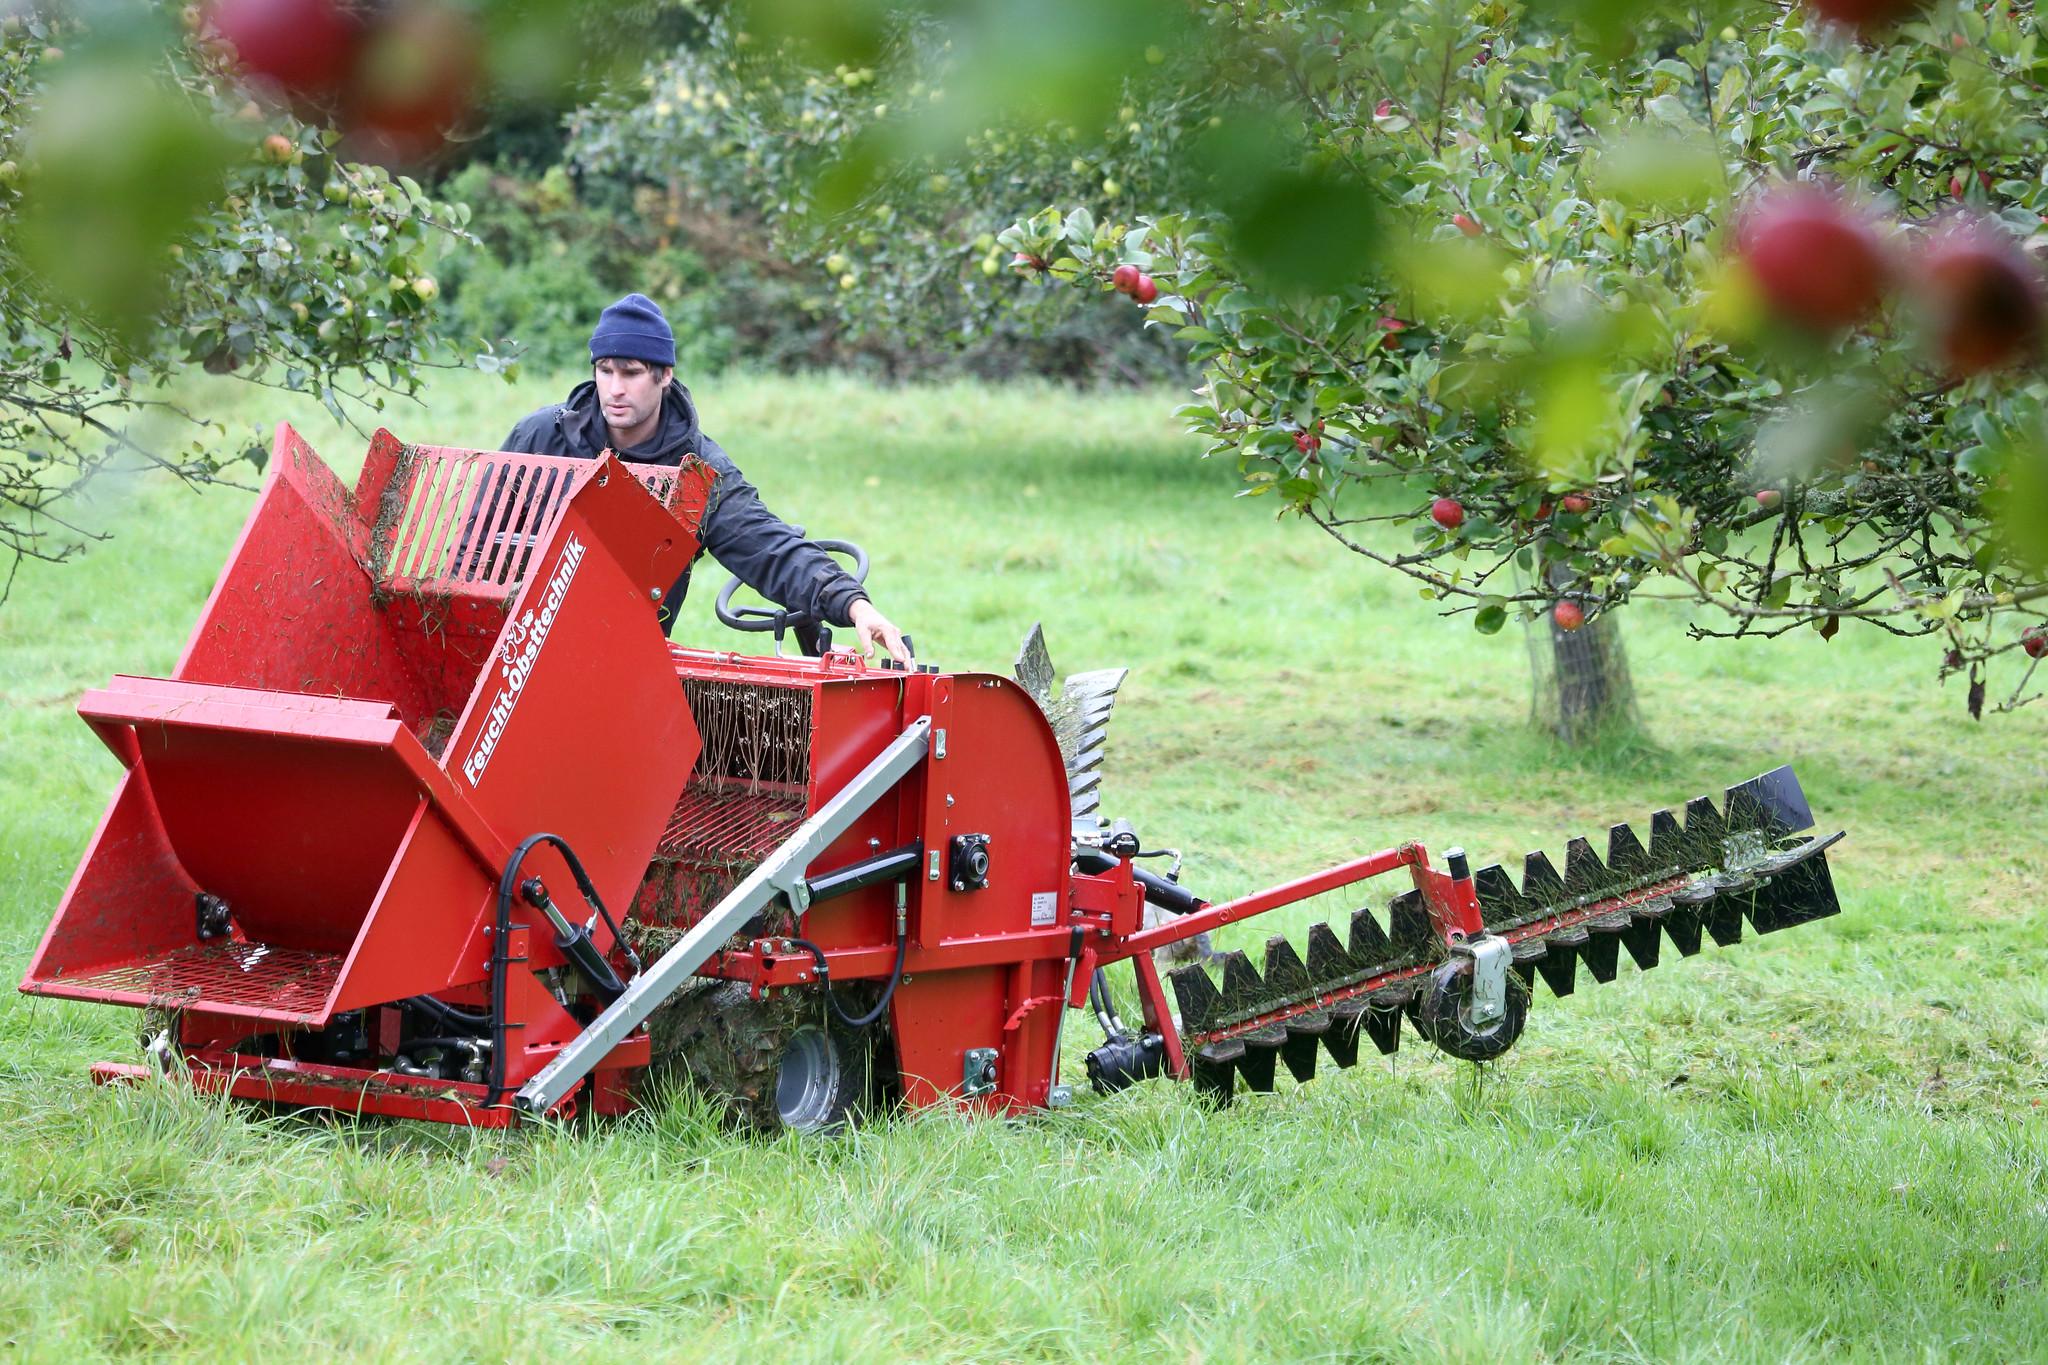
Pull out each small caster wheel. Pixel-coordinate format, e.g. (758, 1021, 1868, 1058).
(642, 980, 877, 1134)
(1413, 956, 1527, 1062)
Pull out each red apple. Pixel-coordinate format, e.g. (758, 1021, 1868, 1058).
(1111, 264, 1140, 294)
(1734, 184, 1889, 331)
(1916, 217, 2046, 376)
(1535, 499, 1553, 519)
(1553, 601, 1585, 631)
(1375, 99, 1394, 117)
(2023, 627, 2047, 660)
(1430, 497, 1465, 530)
(1453, 212, 1482, 238)
(1560, 493, 1591, 515)
(1951, 175, 1967, 201)
(261, 132, 294, 163)
(1293, 428, 1321, 456)
(1802, 0, 1924, 33)
(1755, 489, 1783, 510)
(342, 0, 480, 163)
(206, 0, 363, 104)
(1132, 273, 1159, 304)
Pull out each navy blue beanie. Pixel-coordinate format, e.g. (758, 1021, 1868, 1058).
(589, 293, 676, 368)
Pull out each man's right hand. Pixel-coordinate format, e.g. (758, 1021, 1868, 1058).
(849, 599, 912, 666)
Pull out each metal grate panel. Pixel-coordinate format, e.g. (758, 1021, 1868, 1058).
(635, 678, 816, 931)
(35, 941, 342, 1021)
(374, 449, 690, 596)
(655, 779, 808, 865)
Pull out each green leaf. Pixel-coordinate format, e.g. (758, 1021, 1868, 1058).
(1955, 445, 2001, 478)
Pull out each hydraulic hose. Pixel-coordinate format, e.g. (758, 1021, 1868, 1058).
(1072, 844, 1207, 915)
(485, 832, 637, 1110)
(400, 1035, 487, 1051)
(788, 930, 907, 1032)
(1088, 968, 1126, 1041)
(407, 995, 488, 1030)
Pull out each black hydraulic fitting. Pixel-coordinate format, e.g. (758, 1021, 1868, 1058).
(195, 892, 232, 941)
(1133, 865, 1201, 914)
(1085, 1032, 1166, 1094)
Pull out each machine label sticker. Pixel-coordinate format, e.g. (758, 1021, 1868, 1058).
(1030, 891, 1058, 926)
(461, 533, 587, 787)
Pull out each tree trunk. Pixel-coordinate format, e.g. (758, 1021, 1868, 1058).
(1528, 564, 1639, 742)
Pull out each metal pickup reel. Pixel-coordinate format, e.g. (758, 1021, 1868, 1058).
(1167, 766, 1845, 1102)
(1012, 623, 1127, 823)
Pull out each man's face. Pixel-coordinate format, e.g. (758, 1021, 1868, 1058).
(594, 357, 670, 436)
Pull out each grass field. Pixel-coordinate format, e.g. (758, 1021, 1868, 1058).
(3, 371, 2046, 1360)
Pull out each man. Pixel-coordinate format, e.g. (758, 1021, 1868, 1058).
(501, 293, 911, 664)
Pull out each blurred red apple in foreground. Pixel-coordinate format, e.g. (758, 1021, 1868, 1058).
(207, 0, 363, 104)
(1735, 184, 1889, 332)
(1801, 0, 1924, 33)
(1915, 217, 2045, 376)
(343, 0, 480, 163)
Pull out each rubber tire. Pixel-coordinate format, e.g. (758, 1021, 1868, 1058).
(642, 980, 873, 1134)
(1413, 957, 1528, 1062)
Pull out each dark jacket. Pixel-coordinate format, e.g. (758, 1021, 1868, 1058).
(502, 378, 867, 635)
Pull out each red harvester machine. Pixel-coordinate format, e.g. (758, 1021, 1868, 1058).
(20, 427, 1846, 1131)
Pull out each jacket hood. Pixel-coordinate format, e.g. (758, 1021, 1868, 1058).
(557, 376, 702, 464)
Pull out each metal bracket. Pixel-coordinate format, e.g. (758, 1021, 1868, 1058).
(1456, 934, 1512, 1027)
(1721, 828, 1769, 872)
(515, 715, 934, 1116)
(962, 1047, 998, 1098)
(1045, 923, 1082, 1108)
(772, 867, 814, 916)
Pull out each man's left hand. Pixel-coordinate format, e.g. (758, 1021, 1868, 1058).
(849, 599, 913, 666)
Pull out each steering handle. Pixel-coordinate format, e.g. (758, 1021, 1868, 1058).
(714, 533, 870, 634)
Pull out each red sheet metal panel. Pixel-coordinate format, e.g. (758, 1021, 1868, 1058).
(22, 431, 712, 1032)
(437, 456, 703, 938)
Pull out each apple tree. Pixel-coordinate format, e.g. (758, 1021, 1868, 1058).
(563, 15, 1184, 375)
(602, 0, 2048, 715)
(0, 0, 658, 600)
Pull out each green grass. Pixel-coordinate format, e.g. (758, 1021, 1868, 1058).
(3, 371, 2046, 1360)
